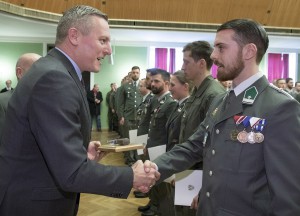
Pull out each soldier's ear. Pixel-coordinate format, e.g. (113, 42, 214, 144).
(243, 43, 257, 61)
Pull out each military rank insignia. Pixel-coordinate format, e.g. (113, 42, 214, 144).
(242, 86, 258, 104)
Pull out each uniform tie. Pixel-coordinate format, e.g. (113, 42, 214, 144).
(223, 90, 235, 111)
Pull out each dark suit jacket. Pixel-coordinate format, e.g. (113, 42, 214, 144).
(87, 90, 103, 116)
(0, 90, 14, 139)
(154, 76, 300, 216)
(0, 49, 133, 216)
(0, 88, 13, 93)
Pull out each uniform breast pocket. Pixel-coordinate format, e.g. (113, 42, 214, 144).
(153, 111, 166, 124)
(221, 126, 264, 173)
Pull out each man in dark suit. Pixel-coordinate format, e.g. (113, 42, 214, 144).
(87, 84, 103, 131)
(146, 19, 300, 216)
(0, 5, 159, 216)
(0, 80, 13, 93)
(0, 53, 41, 139)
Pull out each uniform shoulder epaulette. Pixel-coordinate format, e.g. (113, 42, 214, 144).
(269, 84, 294, 99)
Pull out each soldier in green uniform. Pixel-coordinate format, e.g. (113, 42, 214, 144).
(150, 19, 300, 216)
(142, 69, 177, 216)
(176, 41, 226, 216)
(117, 66, 143, 165)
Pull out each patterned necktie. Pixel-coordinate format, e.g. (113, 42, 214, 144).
(81, 79, 86, 95)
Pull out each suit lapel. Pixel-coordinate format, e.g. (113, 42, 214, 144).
(48, 49, 91, 142)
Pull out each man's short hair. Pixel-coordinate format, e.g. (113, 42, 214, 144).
(183, 41, 213, 70)
(147, 68, 170, 81)
(217, 19, 269, 64)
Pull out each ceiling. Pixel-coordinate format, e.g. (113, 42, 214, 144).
(0, 10, 300, 52)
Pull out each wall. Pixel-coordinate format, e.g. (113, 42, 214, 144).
(0, 42, 43, 89)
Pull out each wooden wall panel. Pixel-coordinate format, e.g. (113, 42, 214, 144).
(268, 0, 300, 28)
(227, 0, 273, 25)
(2, 0, 300, 28)
(186, 0, 230, 24)
(66, 0, 103, 12)
(27, 1, 67, 14)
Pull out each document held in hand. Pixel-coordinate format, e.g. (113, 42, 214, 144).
(148, 145, 175, 183)
(175, 170, 203, 206)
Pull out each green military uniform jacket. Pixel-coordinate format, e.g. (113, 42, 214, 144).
(146, 92, 177, 149)
(117, 81, 142, 121)
(154, 75, 300, 216)
(179, 75, 225, 144)
(165, 97, 188, 151)
(137, 92, 154, 136)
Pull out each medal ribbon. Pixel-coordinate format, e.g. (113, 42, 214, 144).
(233, 115, 247, 126)
(254, 119, 266, 131)
(249, 117, 261, 128)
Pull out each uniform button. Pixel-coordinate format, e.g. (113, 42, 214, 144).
(209, 171, 213, 176)
(212, 149, 216, 155)
(216, 129, 219, 134)
(206, 192, 210, 197)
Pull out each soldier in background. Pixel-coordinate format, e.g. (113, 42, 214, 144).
(117, 66, 143, 165)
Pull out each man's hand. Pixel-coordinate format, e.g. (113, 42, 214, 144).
(143, 160, 158, 174)
(87, 141, 108, 162)
(190, 194, 199, 210)
(131, 160, 160, 193)
(119, 117, 125, 126)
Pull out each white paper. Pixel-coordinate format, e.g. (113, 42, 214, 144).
(174, 170, 202, 206)
(129, 130, 148, 155)
(129, 129, 138, 143)
(148, 145, 166, 161)
(135, 134, 148, 155)
(148, 145, 174, 182)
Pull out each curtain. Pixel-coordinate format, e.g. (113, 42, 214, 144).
(169, 48, 175, 73)
(268, 53, 289, 82)
(155, 48, 168, 70)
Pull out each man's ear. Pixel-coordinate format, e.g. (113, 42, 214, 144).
(68, 28, 80, 45)
(16, 67, 23, 80)
(243, 43, 257, 60)
(197, 58, 206, 69)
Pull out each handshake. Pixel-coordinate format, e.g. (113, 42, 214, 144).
(131, 160, 160, 193)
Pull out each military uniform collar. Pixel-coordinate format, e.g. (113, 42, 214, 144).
(143, 92, 151, 102)
(193, 75, 215, 97)
(233, 72, 263, 97)
(157, 91, 170, 102)
(178, 96, 189, 105)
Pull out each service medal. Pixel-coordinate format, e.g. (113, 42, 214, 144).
(254, 132, 264, 143)
(230, 129, 239, 141)
(247, 131, 256, 144)
(237, 130, 248, 143)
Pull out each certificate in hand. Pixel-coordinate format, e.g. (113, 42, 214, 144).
(175, 170, 202, 206)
